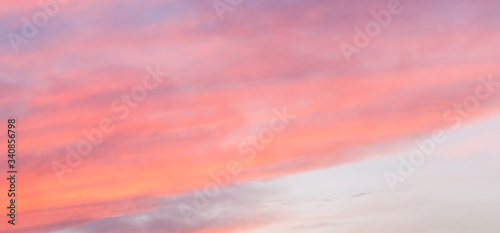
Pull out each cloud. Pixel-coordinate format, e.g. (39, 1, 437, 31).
(1, 0, 500, 232)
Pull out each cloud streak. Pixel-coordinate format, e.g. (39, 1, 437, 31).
(1, 0, 500, 232)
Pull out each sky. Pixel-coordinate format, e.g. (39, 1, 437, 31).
(0, 0, 500, 232)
